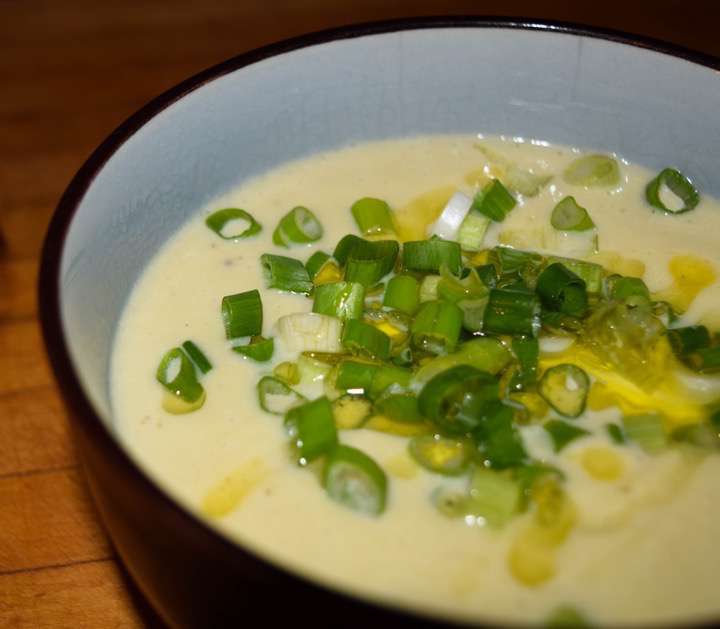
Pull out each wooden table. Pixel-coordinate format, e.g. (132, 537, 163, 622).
(1, 2, 717, 626)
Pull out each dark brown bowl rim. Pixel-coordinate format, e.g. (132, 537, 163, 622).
(38, 15, 720, 629)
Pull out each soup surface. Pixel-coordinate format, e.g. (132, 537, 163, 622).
(112, 135, 720, 626)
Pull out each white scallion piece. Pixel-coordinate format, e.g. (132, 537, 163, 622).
(276, 313, 342, 353)
(427, 191, 472, 240)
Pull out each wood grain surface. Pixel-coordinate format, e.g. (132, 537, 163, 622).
(1, 2, 717, 627)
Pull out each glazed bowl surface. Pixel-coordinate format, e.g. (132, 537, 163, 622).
(40, 17, 720, 629)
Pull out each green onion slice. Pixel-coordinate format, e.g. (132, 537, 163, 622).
(428, 191, 472, 241)
(509, 336, 539, 392)
(411, 300, 463, 355)
(257, 375, 306, 415)
(205, 208, 261, 240)
(645, 168, 700, 214)
(284, 396, 338, 464)
(472, 400, 528, 469)
(539, 364, 589, 418)
(156, 347, 205, 404)
(305, 250, 331, 279)
(272, 206, 323, 246)
(323, 444, 387, 516)
(489, 246, 543, 279)
(383, 274, 420, 315)
(232, 335, 274, 362)
(607, 275, 650, 303)
(471, 179, 517, 222)
(466, 467, 521, 528)
(350, 197, 395, 236)
(482, 288, 541, 337)
(606, 423, 626, 444)
(333, 395, 372, 429)
(312, 281, 365, 320)
(408, 435, 472, 476)
(622, 414, 667, 454)
(221, 289, 262, 339)
(342, 319, 391, 360)
(563, 154, 620, 187)
(544, 419, 590, 452)
(536, 263, 588, 318)
(458, 211, 492, 252)
(551, 197, 595, 231)
(335, 360, 379, 395)
(374, 390, 423, 423)
(181, 340, 212, 374)
(686, 346, 720, 374)
(343, 239, 400, 287)
(260, 253, 313, 294)
(547, 257, 603, 294)
(667, 325, 710, 358)
(403, 238, 462, 276)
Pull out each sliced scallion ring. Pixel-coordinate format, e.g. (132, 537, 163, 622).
(232, 335, 274, 362)
(284, 396, 338, 465)
(323, 444, 387, 515)
(645, 168, 700, 214)
(551, 196, 595, 231)
(351, 197, 395, 236)
(181, 340, 213, 374)
(563, 154, 620, 187)
(257, 375, 306, 415)
(205, 208, 261, 240)
(273, 206, 323, 246)
(156, 347, 205, 404)
(543, 419, 590, 453)
(260, 253, 313, 294)
(538, 364, 590, 418)
(471, 179, 517, 222)
(221, 289, 262, 339)
(408, 435, 472, 476)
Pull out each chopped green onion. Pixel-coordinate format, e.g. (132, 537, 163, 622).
(342, 319, 391, 360)
(232, 335, 274, 362)
(606, 423, 626, 444)
(467, 467, 521, 528)
(536, 263, 588, 318)
(305, 250, 331, 279)
(431, 487, 470, 518)
(437, 265, 488, 304)
(415, 337, 512, 385)
(645, 168, 700, 214)
(608, 275, 650, 303)
(260, 253, 313, 294)
(563, 154, 620, 187)
(323, 445, 387, 515)
(545, 605, 593, 628)
(457, 297, 489, 332)
(541, 311, 583, 335)
(411, 300, 463, 355)
(471, 179, 516, 222)
(156, 347, 205, 404)
(418, 365, 499, 435)
(551, 196, 595, 231)
(333, 234, 364, 266)
(205, 208, 261, 240)
(350, 197, 395, 236)
(686, 347, 720, 374)
(335, 360, 379, 394)
(374, 391, 423, 423)
(482, 288, 541, 337)
(403, 238, 462, 276)
(539, 364, 589, 418)
(277, 313, 343, 353)
(475, 263, 498, 288)
(343, 239, 400, 287)
(509, 336, 539, 392)
(408, 435, 472, 475)
(257, 375, 306, 415)
(332, 395, 372, 429)
(221, 289, 262, 339)
(622, 414, 667, 454)
(273, 361, 300, 385)
(457, 211, 491, 251)
(428, 191, 472, 240)
(181, 340, 212, 374)
(312, 281, 365, 320)
(489, 246, 543, 279)
(383, 275, 420, 315)
(473, 400, 528, 468)
(547, 257, 603, 294)
(667, 325, 711, 358)
(284, 396, 338, 464)
(368, 365, 413, 399)
(272, 206, 323, 246)
(544, 419, 590, 453)
(670, 422, 720, 450)
(419, 274, 441, 302)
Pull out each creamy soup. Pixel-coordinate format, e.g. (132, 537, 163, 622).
(111, 135, 720, 626)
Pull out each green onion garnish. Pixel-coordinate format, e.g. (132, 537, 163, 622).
(205, 208, 261, 240)
(284, 396, 338, 464)
(418, 365, 499, 435)
(156, 347, 205, 404)
(305, 250, 331, 279)
(472, 400, 528, 468)
(312, 281, 365, 320)
(323, 444, 387, 515)
(403, 238, 462, 276)
(471, 179, 516, 222)
(536, 263, 588, 318)
(488, 246, 543, 282)
(368, 365, 413, 399)
(482, 288, 540, 337)
(343, 239, 400, 287)
(410, 300, 463, 355)
(374, 392, 423, 423)
(667, 325, 711, 358)
(608, 275, 650, 303)
(547, 256, 603, 294)
(383, 274, 420, 315)
(645, 168, 700, 214)
(509, 336, 539, 392)
(341, 319, 391, 360)
(544, 419, 590, 453)
(260, 253, 313, 294)
(686, 346, 720, 374)
(335, 360, 379, 395)
(551, 196, 595, 231)
(272, 206, 323, 247)
(350, 197, 395, 236)
(476, 264, 498, 288)
(622, 414, 667, 454)
(414, 337, 512, 385)
(232, 335, 274, 362)
(437, 265, 488, 304)
(257, 375, 306, 415)
(181, 340, 212, 374)
(457, 211, 491, 251)
(466, 467, 521, 528)
(606, 422, 626, 444)
(221, 289, 262, 339)
(408, 435, 472, 476)
(563, 154, 620, 187)
(333, 395, 373, 429)
(539, 364, 589, 418)
(419, 274, 441, 303)
(545, 605, 592, 628)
